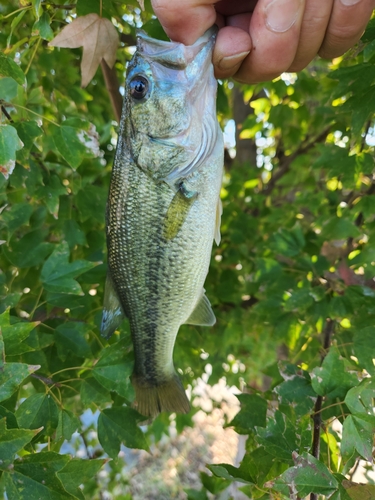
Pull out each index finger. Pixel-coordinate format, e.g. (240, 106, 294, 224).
(151, 0, 217, 45)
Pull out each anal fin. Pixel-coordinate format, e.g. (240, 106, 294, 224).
(101, 272, 126, 339)
(185, 292, 216, 327)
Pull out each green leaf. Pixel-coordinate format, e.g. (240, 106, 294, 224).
(75, 185, 107, 223)
(184, 489, 209, 500)
(15, 393, 59, 436)
(0, 418, 41, 469)
(57, 458, 106, 499)
(32, 11, 54, 41)
(353, 326, 375, 376)
(92, 340, 134, 399)
(321, 218, 361, 241)
(56, 410, 80, 441)
(200, 471, 231, 494)
(0, 124, 23, 179)
(270, 452, 338, 497)
(0, 77, 18, 101)
(14, 120, 42, 167)
(9, 452, 74, 499)
(80, 377, 112, 406)
(341, 414, 374, 462)
(0, 309, 39, 356)
(41, 242, 97, 294)
(226, 394, 267, 434)
(54, 322, 92, 361)
(344, 379, 375, 415)
(208, 462, 254, 485)
(3, 230, 54, 268)
(269, 227, 305, 257)
(98, 406, 149, 457)
(256, 410, 298, 462)
(276, 367, 316, 417)
(310, 346, 358, 400)
(0, 363, 40, 402)
(0, 53, 26, 85)
(51, 120, 99, 169)
(284, 288, 314, 312)
(35, 174, 67, 218)
(1, 202, 34, 239)
(0, 406, 18, 429)
(76, 0, 117, 18)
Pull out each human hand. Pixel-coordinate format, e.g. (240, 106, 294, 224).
(151, 0, 375, 83)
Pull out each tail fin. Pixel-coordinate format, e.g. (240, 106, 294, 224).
(131, 373, 190, 418)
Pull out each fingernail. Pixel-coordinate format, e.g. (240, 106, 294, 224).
(265, 0, 302, 33)
(340, 0, 362, 5)
(217, 51, 250, 70)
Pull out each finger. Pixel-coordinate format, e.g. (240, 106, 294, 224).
(234, 0, 307, 84)
(289, 0, 334, 71)
(151, 0, 216, 45)
(214, 0, 258, 16)
(213, 25, 252, 79)
(319, 0, 375, 59)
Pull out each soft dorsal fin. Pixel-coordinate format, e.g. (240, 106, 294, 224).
(101, 272, 126, 339)
(163, 182, 198, 240)
(185, 293, 216, 327)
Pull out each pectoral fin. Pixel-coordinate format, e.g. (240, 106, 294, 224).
(101, 272, 126, 339)
(185, 293, 216, 326)
(163, 182, 198, 240)
(215, 197, 222, 246)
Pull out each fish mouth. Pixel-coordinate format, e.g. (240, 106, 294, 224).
(135, 27, 217, 72)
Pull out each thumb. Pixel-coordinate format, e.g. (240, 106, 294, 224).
(151, 0, 217, 45)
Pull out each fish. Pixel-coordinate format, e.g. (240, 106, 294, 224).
(101, 27, 224, 418)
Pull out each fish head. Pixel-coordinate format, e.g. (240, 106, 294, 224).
(123, 27, 219, 184)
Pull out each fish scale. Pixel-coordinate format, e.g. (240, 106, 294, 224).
(102, 28, 224, 417)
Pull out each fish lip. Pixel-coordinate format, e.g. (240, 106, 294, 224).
(135, 26, 217, 69)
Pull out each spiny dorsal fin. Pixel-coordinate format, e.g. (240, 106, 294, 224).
(185, 293, 216, 327)
(163, 182, 197, 240)
(215, 196, 222, 246)
(101, 272, 126, 339)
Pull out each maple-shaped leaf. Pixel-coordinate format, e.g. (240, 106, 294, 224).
(49, 13, 119, 87)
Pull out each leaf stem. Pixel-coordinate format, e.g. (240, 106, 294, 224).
(12, 104, 60, 126)
(1, 6, 32, 19)
(25, 36, 41, 75)
(29, 287, 44, 320)
(50, 366, 93, 377)
(99, 0, 103, 17)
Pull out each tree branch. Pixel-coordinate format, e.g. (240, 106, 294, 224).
(100, 60, 123, 123)
(310, 318, 334, 500)
(263, 128, 330, 196)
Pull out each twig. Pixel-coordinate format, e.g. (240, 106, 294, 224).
(263, 128, 330, 195)
(31, 373, 61, 387)
(1, 105, 13, 122)
(100, 59, 123, 123)
(310, 319, 334, 500)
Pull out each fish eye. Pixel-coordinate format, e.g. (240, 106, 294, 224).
(129, 75, 149, 100)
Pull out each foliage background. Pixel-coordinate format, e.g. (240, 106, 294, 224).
(0, 0, 375, 499)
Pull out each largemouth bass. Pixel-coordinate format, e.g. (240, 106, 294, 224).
(102, 28, 224, 418)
